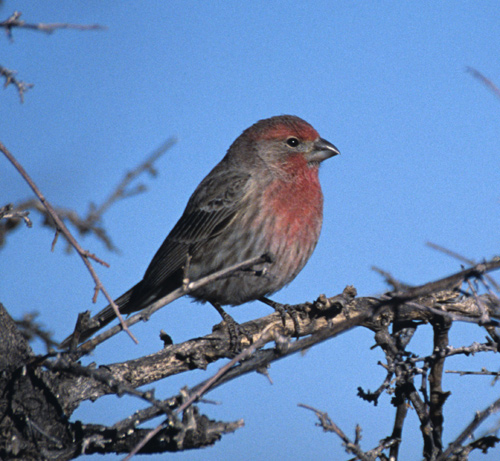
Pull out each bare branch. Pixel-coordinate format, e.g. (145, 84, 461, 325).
(371, 265, 412, 291)
(427, 241, 500, 293)
(85, 137, 177, 225)
(3, 257, 500, 459)
(55, 289, 498, 413)
(439, 395, 500, 460)
(15, 312, 58, 352)
(1, 139, 177, 252)
(298, 404, 372, 461)
(466, 66, 500, 99)
(446, 368, 500, 377)
(0, 65, 33, 102)
(0, 203, 31, 227)
(68, 253, 274, 356)
(0, 140, 137, 344)
(0, 11, 105, 41)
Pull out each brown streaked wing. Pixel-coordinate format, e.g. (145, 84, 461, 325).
(140, 170, 252, 289)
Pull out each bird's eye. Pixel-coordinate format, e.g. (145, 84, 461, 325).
(286, 137, 300, 147)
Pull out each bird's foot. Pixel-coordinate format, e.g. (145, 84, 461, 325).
(210, 302, 251, 354)
(259, 297, 301, 337)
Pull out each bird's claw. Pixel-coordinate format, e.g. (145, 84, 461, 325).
(211, 302, 252, 354)
(259, 297, 302, 338)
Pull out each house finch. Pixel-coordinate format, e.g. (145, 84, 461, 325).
(62, 115, 339, 347)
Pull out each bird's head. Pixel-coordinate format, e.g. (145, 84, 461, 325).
(228, 115, 340, 171)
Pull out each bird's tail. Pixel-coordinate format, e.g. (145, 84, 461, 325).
(60, 282, 143, 348)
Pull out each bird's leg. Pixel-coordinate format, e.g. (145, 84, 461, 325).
(210, 302, 251, 352)
(259, 296, 301, 337)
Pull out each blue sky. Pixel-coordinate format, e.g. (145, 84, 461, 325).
(2, 2, 500, 460)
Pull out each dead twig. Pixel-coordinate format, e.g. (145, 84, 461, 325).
(0, 65, 33, 102)
(427, 241, 500, 294)
(85, 137, 177, 225)
(0, 11, 105, 41)
(0, 203, 31, 227)
(446, 368, 500, 377)
(466, 66, 500, 100)
(124, 323, 286, 460)
(71, 253, 273, 356)
(298, 404, 371, 461)
(1, 139, 177, 252)
(0, 140, 137, 344)
(372, 265, 411, 291)
(438, 395, 500, 460)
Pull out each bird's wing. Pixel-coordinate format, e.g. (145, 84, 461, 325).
(60, 170, 255, 347)
(140, 169, 252, 289)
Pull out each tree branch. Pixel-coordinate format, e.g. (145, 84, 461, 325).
(0, 140, 137, 344)
(0, 11, 105, 40)
(2, 254, 499, 458)
(0, 65, 33, 102)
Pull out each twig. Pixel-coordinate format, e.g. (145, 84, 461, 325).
(426, 241, 477, 266)
(123, 323, 285, 460)
(446, 368, 500, 377)
(466, 66, 500, 99)
(371, 265, 411, 291)
(0, 65, 33, 102)
(2, 139, 177, 252)
(298, 404, 371, 461)
(15, 312, 58, 352)
(85, 137, 177, 225)
(426, 242, 500, 293)
(409, 342, 497, 366)
(0, 11, 105, 41)
(73, 253, 273, 356)
(438, 395, 500, 460)
(392, 259, 500, 301)
(0, 140, 137, 344)
(0, 203, 31, 227)
(357, 367, 394, 406)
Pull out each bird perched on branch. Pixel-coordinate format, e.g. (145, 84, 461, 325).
(61, 115, 340, 347)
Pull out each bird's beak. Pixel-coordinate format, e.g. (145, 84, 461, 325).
(307, 137, 341, 163)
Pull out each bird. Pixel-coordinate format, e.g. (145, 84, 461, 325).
(61, 115, 340, 347)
